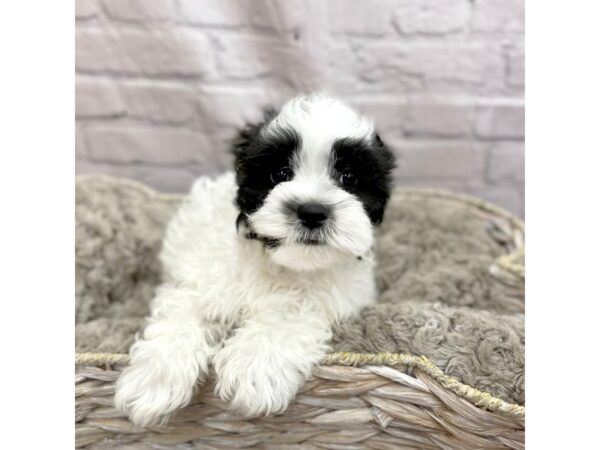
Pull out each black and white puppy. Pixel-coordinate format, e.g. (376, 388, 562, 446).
(115, 93, 395, 426)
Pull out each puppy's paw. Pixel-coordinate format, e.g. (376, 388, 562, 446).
(213, 347, 306, 417)
(114, 338, 208, 427)
(114, 359, 196, 427)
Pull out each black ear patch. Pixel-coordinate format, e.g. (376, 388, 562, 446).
(231, 109, 301, 215)
(332, 133, 395, 225)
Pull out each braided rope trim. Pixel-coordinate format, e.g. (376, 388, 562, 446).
(496, 248, 526, 278)
(75, 351, 525, 419)
(322, 352, 525, 419)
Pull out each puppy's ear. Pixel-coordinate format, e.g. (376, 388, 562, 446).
(369, 132, 396, 225)
(231, 108, 279, 214)
(373, 132, 396, 172)
(231, 108, 277, 167)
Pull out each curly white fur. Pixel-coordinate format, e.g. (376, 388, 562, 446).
(115, 94, 379, 426)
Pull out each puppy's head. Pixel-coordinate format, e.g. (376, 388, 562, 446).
(233, 93, 395, 271)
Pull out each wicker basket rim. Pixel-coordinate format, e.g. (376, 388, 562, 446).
(75, 351, 525, 419)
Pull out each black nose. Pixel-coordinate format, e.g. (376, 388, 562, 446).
(297, 203, 329, 229)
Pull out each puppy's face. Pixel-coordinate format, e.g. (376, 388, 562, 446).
(233, 94, 395, 271)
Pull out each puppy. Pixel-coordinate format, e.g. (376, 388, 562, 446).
(115, 93, 395, 427)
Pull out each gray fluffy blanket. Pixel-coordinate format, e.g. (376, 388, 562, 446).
(75, 175, 525, 405)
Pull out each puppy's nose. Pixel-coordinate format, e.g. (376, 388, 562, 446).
(297, 203, 329, 229)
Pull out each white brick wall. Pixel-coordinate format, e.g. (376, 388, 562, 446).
(76, 0, 524, 216)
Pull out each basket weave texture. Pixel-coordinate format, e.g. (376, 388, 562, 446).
(76, 353, 524, 449)
(75, 177, 524, 449)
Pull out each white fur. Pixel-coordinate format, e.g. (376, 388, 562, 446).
(268, 92, 375, 146)
(115, 94, 379, 426)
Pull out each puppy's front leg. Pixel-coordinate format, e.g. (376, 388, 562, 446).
(115, 284, 221, 427)
(214, 309, 332, 417)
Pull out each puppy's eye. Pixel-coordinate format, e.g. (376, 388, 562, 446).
(270, 167, 293, 184)
(340, 170, 357, 187)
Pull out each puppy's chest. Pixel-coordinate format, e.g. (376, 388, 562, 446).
(232, 255, 376, 316)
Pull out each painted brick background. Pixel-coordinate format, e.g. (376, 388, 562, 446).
(76, 0, 525, 216)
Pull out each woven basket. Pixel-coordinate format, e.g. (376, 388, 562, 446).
(76, 181, 525, 450)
